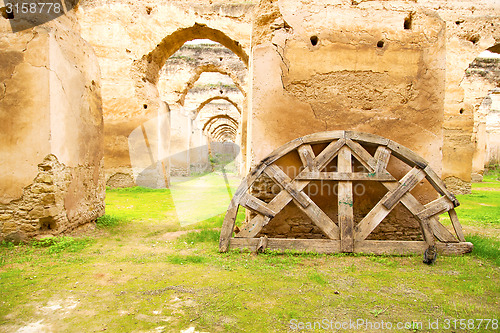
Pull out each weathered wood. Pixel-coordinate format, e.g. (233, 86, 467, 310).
(354, 197, 392, 241)
(256, 236, 268, 253)
(261, 137, 304, 166)
(313, 138, 346, 171)
(345, 138, 378, 171)
(295, 172, 396, 181)
(387, 140, 428, 169)
(423, 166, 460, 207)
(448, 208, 466, 242)
(338, 146, 354, 252)
(302, 130, 345, 144)
(264, 164, 310, 208)
(228, 238, 473, 255)
(219, 204, 240, 252)
(298, 145, 317, 171)
(355, 240, 473, 255)
(344, 131, 390, 146)
(240, 193, 277, 218)
(382, 168, 426, 210)
(296, 199, 340, 239)
(374, 146, 392, 173)
(382, 182, 458, 243)
(229, 238, 342, 253)
(417, 196, 455, 220)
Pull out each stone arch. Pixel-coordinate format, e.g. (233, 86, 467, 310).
(135, 23, 249, 84)
(193, 96, 242, 119)
(212, 126, 237, 142)
(178, 64, 246, 106)
(202, 114, 239, 132)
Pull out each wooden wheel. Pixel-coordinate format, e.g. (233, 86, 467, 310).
(219, 131, 472, 258)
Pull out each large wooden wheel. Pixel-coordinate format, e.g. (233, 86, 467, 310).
(219, 131, 472, 260)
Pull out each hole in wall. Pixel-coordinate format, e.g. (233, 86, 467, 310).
(310, 35, 319, 46)
(459, 108, 464, 114)
(143, 104, 148, 109)
(39, 217, 57, 231)
(455, 20, 464, 25)
(219, 89, 223, 94)
(145, 6, 152, 15)
(377, 40, 385, 48)
(467, 34, 480, 44)
(219, 57, 223, 61)
(404, 13, 413, 30)
(1, 7, 14, 19)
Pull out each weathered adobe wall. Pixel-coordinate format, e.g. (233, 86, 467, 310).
(76, 1, 254, 185)
(248, 0, 448, 240)
(465, 56, 500, 181)
(426, 0, 500, 193)
(0, 8, 105, 241)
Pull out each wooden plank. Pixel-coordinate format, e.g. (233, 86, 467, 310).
(424, 166, 460, 207)
(427, 216, 459, 243)
(219, 204, 240, 252)
(229, 238, 341, 253)
(338, 146, 354, 252)
(354, 198, 392, 241)
(295, 172, 396, 181)
(381, 168, 426, 210)
(261, 137, 304, 166)
(302, 130, 345, 144)
(264, 164, 310, 208)
(416, 196, 454, 220)
(387, 140, 428, 169)
(345, 131, 390, 146)
(295, 199, 340, 239)
(297, 145, 317, 171)
(448, 208, 466, 242)
(228, 238, 473, 255)
(355, 240, 473, 255)
(374, 146, 392, 173)
(313, 138, 346, 171)
(240, 193, 277, 218)
(345, 138, 378, 171)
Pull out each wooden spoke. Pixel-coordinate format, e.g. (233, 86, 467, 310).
(219, 130, 470, 259)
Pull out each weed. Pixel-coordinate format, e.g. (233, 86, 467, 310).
(466, 234, 500, 266)
(307, 271, 328, 285)
(96, 215, 122, 228)
(166, 254, 208, 264)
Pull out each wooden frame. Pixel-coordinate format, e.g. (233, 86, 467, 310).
(219, 131, 472, 259)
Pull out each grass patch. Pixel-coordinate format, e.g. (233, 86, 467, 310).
(454, 190, 500, 226)
(96, 214, 122, 228)
(32, 236, 94, 254)
(466, 234, 500, 266)
(178, 229, 220, 244)
(166, 254, 208, 264)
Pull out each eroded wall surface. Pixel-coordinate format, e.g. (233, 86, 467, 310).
(0, 8, 104, 241)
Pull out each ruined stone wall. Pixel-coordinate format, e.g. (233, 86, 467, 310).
(76, 1, 254, 184)
(0, 6, 105, 241)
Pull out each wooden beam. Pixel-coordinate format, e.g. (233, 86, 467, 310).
(228, 238, 473, 255)
(298, 145, 317, 171)
(355, 240, 473, 255)
(313, 138, 346, 171)
(256, 236, 268, 253)
(374, 146, 392, 173)
(416, 196, 455, 220)
(240, 193, 277, 218)
(338, 146, 354, 252)
(345, 138, 378, 171)
(448, 209, 466, 242)
(295, 172, 396, 181)
(381, 168, 426, 210)
(387, 140, 428, 169)
(423, 166, 460, 207)
(345, 131, 390, 146)
(264, 164, 310, 208)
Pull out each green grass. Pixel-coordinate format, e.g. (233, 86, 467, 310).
(0, 180, 499, 332)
